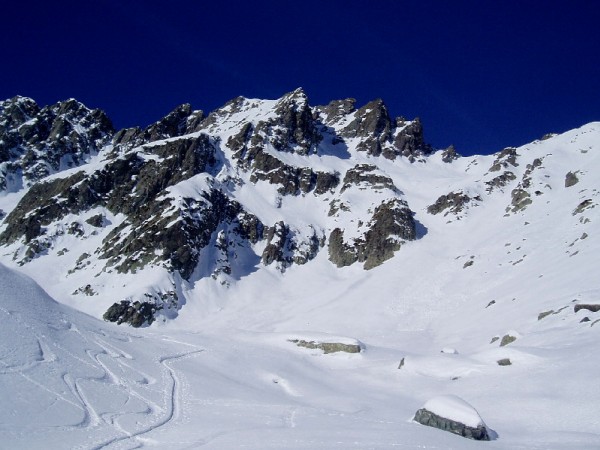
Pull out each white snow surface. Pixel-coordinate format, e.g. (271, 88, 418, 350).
(1, 112, 600, 448)
(421, 395, 485, 428)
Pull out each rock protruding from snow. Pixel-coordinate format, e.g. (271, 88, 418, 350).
(413, 395, 491, 441)
(440, 145, 460, 163)
(102, 300, 159, 327)
(338, 99, 431, 161)
(328, 198, 416, 269)
(489, 147, 519, 172)
(565, 171, 580, 188)
(112, 103, 205, 151)
(262, 222, 323, 272)
(427, 191, 482, 216)
(289, 339, 362, 354)
(0, 96, 114, 191)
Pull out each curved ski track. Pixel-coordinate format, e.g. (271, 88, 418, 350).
(87, 346, 204, 450)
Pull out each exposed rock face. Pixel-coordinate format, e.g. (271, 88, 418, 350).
(427, 191, 482, 216)
(0, 96, 114, 191)
(574, 304, 600, 313)
(0, 91, 421, 284)
(316, 98, 356, 125)
(341, 164, 397, 193)
(289, 339, 361, 354)
(103, 300, 159, 327)
(413, 408, 490, 441)
(392, 118, 432, 161)
(262, 221, 295, 269)
(328, 198, 416, 269)
(112, 103, 205, 151)
(0, 90, 427, 324)
(485, 171, 516, 192)
(247, 151, 339, 196)
(0, 132, 259, 280)
(224, 88, 322, 159)
(506, 157, 544, 213)
(441, 145, 460, 163)
(573, 199, 595, 215)
(500, 334, 517, 346)
(338, 99, 431, 160)
(565, 171, 579, 187)
(489, 147, 518, 172)
(342, 99, 393, 157)
(508, 188, 532, 213)
(270, 88, 322, 155)
(261, 222, 323, 272)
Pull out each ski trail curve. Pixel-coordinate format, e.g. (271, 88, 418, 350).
(89, 348, 203, 450)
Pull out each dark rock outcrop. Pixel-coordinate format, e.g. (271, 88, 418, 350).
(316, 98, 356, 125)
(112, 103, 204, 151)
(441, 145, 460, 163)
(506, 158, 543, 213)
(572, 199, 594, 215)
(489, 147, 518, 172)
(0, 90, 437, 326)
(391, 117, 432, 161)
(328, 198, 416, 269)
(0, 130, 263, 280)
(574, 304, 600, 313)
(508, 188, 532, 213)
(289, 339, 361, 354)
(413, 408, 490, 441)
(103, 300, 160, 327)
(342, 99, 393, 157)
(500, 334, 517, 346)
(427, 191, 481, 216)
(261, 222, 323, 272)
(0, 96, 114, 190)
(340, 100, 431, 161)
(565, 171, 579, 187)
(270, 88, 322, 155)
(341, 164, 397, 193)
(485, 171, 516, 192)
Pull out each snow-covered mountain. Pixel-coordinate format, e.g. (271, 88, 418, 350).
(0, 90, 598, 448)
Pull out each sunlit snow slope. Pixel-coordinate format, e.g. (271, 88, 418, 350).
(0, 92, 599, 448)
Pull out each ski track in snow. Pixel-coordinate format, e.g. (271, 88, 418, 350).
(87, 347, 204, 450)
(1, 280, 205, 449)
(2, 119, 600, 448)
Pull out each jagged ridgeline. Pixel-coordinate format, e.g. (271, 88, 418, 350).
(0, 89, 432, 325)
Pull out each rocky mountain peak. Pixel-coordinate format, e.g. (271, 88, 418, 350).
(113, 103, 204, 151)
(316, 98, 357, 125)
(4, 92, 591, 329)
(0, 96, 41, 129)
(276, 87, 308, 109)
(0, 97, 114, 191)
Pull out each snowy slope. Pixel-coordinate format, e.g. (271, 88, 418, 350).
(2, 261, 599, 449)
(0, 92, 599, 448)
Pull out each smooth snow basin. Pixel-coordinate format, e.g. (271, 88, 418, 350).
(421, 395, 485, 428)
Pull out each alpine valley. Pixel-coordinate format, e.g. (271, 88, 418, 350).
(0, 89, 598, 449)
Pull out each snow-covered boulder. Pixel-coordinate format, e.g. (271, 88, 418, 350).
(441, 347, 459, 354)
(413, 395, 491, 441)
(288, 334, 362, 354)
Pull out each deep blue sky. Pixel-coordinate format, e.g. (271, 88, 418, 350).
(2, 1, 598, 155)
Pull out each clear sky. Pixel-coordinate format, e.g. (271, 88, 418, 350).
(2, 1, 598, 156)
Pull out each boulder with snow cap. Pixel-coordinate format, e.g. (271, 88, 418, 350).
(413, 395, 491, 441)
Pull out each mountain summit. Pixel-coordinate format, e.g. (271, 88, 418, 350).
(0, 90, 598, 328)
(1, 90, 599, 449)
